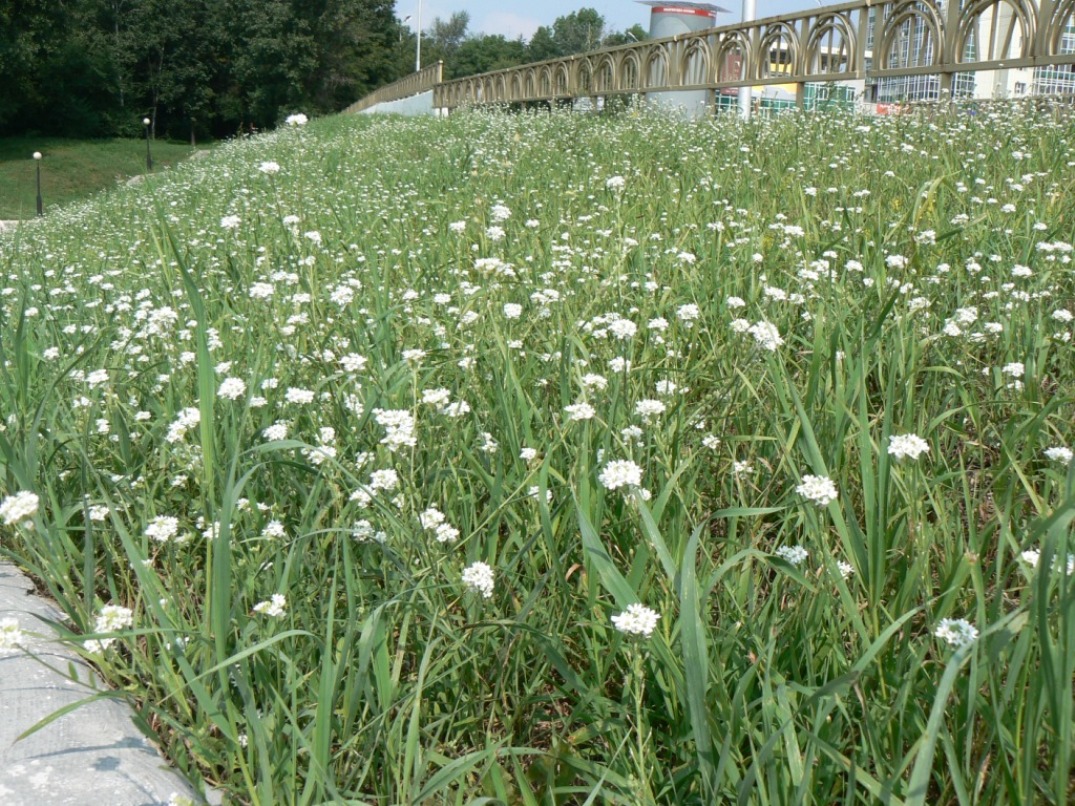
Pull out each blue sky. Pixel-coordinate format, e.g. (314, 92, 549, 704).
(401, 0, 823, 40)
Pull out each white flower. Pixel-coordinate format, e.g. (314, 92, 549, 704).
(634, 399, 666, 421)
(605, 175, 626, 191)
(677, 304, 700, 323)
(285, 387, 315, 405)
(419, 507, 445, 530)
(368, 469, 399, 491)
(258, 161, 281, 175)
(611, 603, 661, 638)
(837, 561, 854, 579)
(253, 594, 287, 618)
(503, 303, 522, 319)
(888, 433, 930, 461)
(608, 319, 637, 341)
(285, 113, 308, 126)
(796, 475, 838, 507)
(599, 460, 643, 490)
(145, 515, 180, 543)
(217, 377, 246, 401)
(775, 545, 809, 565)
(462, 562, 495, 599)
(220, 215, 241, 230)
(564, 402, 596, 421)
(1044, 446, 1073, 466)
(726, 296, 746, 309)
(520, 447, 538, 461)
(0, 617, 24, 652)
(0, 491, 39, 526)
(1002, 362, 1025, 378)
(934, 618, 978, 647)
(748, 320, 784, 351)
(85, 604, 134, 651)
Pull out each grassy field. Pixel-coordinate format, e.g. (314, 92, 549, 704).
(0, 136, 211, 219)
(0, 104, 1073, 804)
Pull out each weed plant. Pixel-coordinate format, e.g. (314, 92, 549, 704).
(0, 104, 1073, 804)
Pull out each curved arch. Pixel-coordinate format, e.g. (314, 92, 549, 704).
(538, 66, 553, 97)
(555, 63, 571, 96)
(716, 33, 751, 83)
(682, 38, 712, 86)
(616, 51, 640, 90)
(577, 60, 594, 94)
(509, 74, 522, 101)
(957, 0, 1035, 62)
(644, 44, 671, 88)
(806, 13, 855, 73)
(759, 21, 801, 78)
(877, 0, 944, 68)
(1047, 0, 1075, 55)
(594, 55, 616, 92)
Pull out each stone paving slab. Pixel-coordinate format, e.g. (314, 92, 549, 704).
(0, 562, 206, 805)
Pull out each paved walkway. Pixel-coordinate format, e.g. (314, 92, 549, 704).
(0, 562, 207, 804)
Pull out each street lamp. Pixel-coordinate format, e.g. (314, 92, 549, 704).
(143, 117, 153, 171)
(739, 0, 756, 120)
(415, 0, 423, 72)
(33, 152, 43, 216)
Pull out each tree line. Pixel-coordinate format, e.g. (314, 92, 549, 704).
(0, 2, 644, 140)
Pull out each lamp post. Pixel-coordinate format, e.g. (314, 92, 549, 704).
(143, 117, 153, 171)
(415, 0, 422, 72)
(33, 152, 43, 216)
(739, 0, 756, 120)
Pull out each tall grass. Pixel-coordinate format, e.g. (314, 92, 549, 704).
(0, 102, 1072, 803)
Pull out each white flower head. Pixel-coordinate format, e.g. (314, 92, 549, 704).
(611, 603, 661, 639)
(888, 433, 930, 461)
(253, 594, 287, 618)
(934, 618, 978, 647)
(599, 460, 643, 491)
(796, 475, 838, 507)
(462, 561, 495, 599)
(0, 491, 39, 526)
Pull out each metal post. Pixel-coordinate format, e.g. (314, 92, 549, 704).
(415, 0, 422, 72)
(143, 117, 153, 171)
(739, 0, 756, 120)
(33, 152, 43, 216)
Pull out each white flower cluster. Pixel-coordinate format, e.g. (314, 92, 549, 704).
(599, 460, 643, 491)
(0, 491, 39, 526)
(774, 545, 809, 565)
(461, 561, 495, 599)
(934, 618, 978, 647)
(748, 320, 784, 351)
(888, 433, 930, 461)
(420, 506, 460, 543)
(373, 408, 417, 452)
(796, 475, 838, 507)
(1020, 549, 1075, 575)
(0, 617, 24, 652)
(1044, 446, 1073, 466)
(145, 515, 180, 543)
(253, 594, 287, 618)
(84, 604, 134, 652)
(218, 376, 246, 401)
(611, 603, 661, 638)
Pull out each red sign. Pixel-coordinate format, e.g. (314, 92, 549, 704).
(650, 6, 717, 16)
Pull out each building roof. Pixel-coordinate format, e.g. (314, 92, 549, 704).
(636, 2, 732, 15)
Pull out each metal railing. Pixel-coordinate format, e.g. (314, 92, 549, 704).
(432, 0, 1075, 108)
(345, 61, 444, 113)
(347, 0, 1075, 112)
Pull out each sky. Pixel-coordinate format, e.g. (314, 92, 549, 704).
(401, 0, 823, 41)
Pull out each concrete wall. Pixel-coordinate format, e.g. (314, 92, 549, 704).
(359, 90, 438, 116)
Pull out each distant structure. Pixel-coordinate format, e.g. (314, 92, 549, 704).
(639, 2, 729, 115)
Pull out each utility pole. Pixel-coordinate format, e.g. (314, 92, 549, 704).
(739, 0, 756, 120)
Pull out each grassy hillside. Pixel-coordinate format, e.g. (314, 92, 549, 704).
(0, 136, 211, 218)
(0, 106, 1073, 804)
